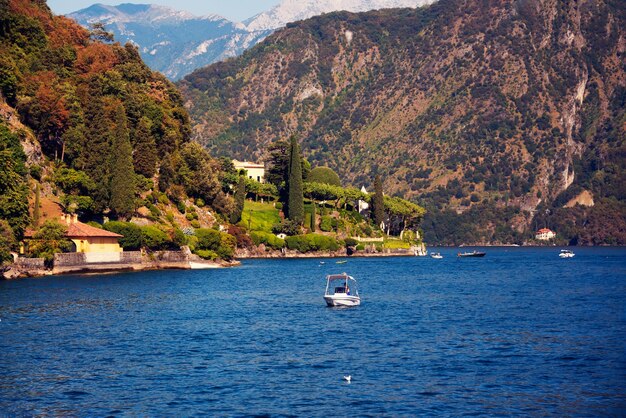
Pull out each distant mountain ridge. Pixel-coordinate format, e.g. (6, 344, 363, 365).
(68, 3, 271, 80)
(67, 0, 435, 80)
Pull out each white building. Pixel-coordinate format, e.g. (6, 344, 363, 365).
(233, 160, 265, 183)
(535, 228, 556, 240)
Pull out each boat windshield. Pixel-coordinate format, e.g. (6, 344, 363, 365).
(326, 275, 358, 296)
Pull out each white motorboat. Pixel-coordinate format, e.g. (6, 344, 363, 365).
(324, 273, 360, 307)
(430, 252, 443, 259)
(559, 249, 575, 258)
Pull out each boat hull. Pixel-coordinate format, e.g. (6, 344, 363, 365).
(324, 295, 361, 307)
(458, 252, 486, 257)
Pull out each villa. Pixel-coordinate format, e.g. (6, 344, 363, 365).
(233, 159, 265, 183)
(535, 228, 556, 240)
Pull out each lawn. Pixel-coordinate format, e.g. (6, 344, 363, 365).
(240, 200, 281, 232)
(382, 238, 411, 249)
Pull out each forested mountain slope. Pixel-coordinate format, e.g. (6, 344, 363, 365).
(180, 0, 626, 244)
(0, 0, 231, 239)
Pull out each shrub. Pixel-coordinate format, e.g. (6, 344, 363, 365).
(104, 221, 142, 250)
(194, 228, 236, 260)
(29, 165, 42, 181)
(250, 231, 285, 250)
(319, 216, 333, 232)
(191, 220, 200, 228)
(275, 202, 283, 210)
(177, 201, 186, 213)
(141, 226, 170, 250)
(344, 237, 358, 247)
(285, 234, 340, 253)
(228, 225, 253, 248)
(272, 219, 301, 236)
(355, 244, 365, 251)
(195, 249, 218, 260)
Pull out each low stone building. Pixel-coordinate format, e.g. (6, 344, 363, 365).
(62, 214, 124, 262)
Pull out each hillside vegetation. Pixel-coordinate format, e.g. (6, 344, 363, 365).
(180, 0, 626, 245)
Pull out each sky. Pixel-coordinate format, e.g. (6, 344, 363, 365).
(47, 0, 281, 22)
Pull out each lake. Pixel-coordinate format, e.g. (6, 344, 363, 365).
(1, 247, 625, 415)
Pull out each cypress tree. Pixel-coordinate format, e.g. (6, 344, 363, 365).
(230, 175, 246, 224)
(109, 104, 136, 219)
(33, 183, 41, 227)
(83, 96, 111, 212)
(132, 117, 157, 178)
(372, 174, 385, 229)
(310, 202, 316, 232)
(287, 135, 304, 224)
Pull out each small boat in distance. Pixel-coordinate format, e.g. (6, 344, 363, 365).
(324, 273, 360, 307)
(430, 252, 443, 259)
(336, 260, 347, 264)
(458, 250, 486, 257)
(559, 249, 575, 258)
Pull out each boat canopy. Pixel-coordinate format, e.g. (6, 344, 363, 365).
(326, 273, 352, 281)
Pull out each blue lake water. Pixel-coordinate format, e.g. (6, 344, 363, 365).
(1, 247, 625, 416)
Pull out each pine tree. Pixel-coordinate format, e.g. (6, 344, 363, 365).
(109, 104, 136, 219)
(132, 117, 157, 178)
(287, 135, 304, 224)
(230, 175, 246, 224)
(372, 174, 385, 229)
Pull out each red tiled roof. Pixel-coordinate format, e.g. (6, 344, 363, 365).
(537, 228, 552, 233)
(66, 222, 122, 238)
(23, 220, 123, 239)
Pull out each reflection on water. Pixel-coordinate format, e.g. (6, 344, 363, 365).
(1, 247, 625, 415)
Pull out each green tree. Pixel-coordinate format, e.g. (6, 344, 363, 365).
(307, 166, 341, 186)
(287, 135, 304, 224)
(104, 221, 142, 250)
(33, 183, 41, 227)
(231, 175, 246, 224)
(109, 103, 136, 218)
(28, 220, 72, 264)
(0, 220, 16, 263)
(83, 96, 111, 212)
(132, 117, 157, 178)
(0, 124, 29, 236)
(372, 174, 385, 228)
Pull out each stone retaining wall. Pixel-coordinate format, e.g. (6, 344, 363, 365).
(15, 257, 45, 269)
(54, 252, 87, 266)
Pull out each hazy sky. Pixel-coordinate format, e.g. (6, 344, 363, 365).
(47, 0, 281, 22)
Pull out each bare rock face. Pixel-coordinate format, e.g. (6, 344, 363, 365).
(564, 189, 594, 208)
(0, 99, 43, 166)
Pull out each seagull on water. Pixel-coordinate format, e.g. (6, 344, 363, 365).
(343, 375, 351, 383)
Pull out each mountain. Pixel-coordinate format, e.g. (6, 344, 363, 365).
(68, 3, 272, 80)
(244, 0, 434, 31)
(179, 0, 626, 245)
(67, 1, 435, 80)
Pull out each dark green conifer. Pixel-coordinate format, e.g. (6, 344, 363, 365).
(83, 96, 111, 212)
(287, 135, 304, 224)
(231, 175, 246, 224)
(109, 104, 136, 219)
(132, 117, 157, 178)
(372, 174, 385, 229)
